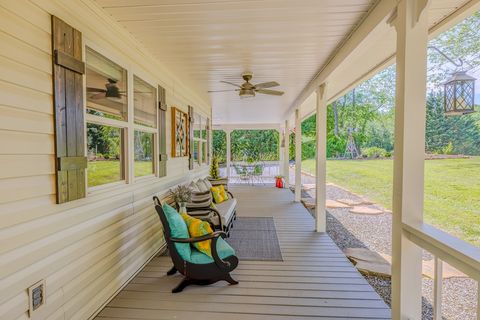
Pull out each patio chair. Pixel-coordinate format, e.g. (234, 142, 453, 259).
(233, 164, 251, 184)
(153, 196, 239, 293)
(251, 163, 265, 185)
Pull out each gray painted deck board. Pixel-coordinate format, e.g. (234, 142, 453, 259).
(96, 185, 391, 319)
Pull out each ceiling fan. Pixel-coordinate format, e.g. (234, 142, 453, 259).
(208, 72, 284, 98)
(87, 78, 125, 99)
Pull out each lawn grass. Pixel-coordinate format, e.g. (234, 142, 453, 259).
(302, 157, 480, 246)
(88, 160, 153, 187)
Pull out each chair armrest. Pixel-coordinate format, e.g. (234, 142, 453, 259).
(186, 207, 224, 231)
(227, 191, 234, 199)
(170, 231, 226, 243)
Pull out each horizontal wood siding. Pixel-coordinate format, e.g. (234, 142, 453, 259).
(0, 1, 211, 319)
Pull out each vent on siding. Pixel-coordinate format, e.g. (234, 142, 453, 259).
(28, 280, 46, 317)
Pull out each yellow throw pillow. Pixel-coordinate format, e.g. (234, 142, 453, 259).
(211, 185, 229, 204)
(180, 213, 213, 257)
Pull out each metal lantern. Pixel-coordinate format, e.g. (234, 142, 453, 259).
(444, 71, 476, 115)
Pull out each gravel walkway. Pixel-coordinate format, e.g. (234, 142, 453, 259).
(294, 171, 478, 320)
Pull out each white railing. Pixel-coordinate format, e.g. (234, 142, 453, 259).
(219, 161, 281, 181)
(402, 222, 480, 320)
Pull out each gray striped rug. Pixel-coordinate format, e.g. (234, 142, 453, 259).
(226, 217, 283, 261)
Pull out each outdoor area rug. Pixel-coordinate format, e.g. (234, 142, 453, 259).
(226, 217, 283, 261)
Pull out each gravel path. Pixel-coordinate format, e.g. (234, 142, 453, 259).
(294, 172, 478, 320)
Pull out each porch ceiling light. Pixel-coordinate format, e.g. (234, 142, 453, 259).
(444, 71, 476, 116)
(239, 88, 255, 98)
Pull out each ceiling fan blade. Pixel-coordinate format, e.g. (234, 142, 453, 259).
(220, 81, 242, 88)
(254, 81, 279, 89)
(208, 89, 238, 93)
(256, 89, 284, 96)
(87, 87, 106, 93)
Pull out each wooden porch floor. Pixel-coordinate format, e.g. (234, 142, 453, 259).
(96, 185, 391, 320)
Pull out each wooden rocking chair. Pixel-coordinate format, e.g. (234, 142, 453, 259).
(153, 196, 239, 293)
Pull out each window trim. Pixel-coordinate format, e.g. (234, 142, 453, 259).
(192, 112, 209, 168)
(84, 46, 160, 191)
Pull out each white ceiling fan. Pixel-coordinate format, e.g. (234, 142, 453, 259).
(208, 72, 284, 98)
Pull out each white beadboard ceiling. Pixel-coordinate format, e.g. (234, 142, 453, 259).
(95, 0, 474, 125)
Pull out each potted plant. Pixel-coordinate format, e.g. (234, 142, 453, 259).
(274, 175, 284, 188)
(169, 185, 192, 214)
(208, 156, 229, 186)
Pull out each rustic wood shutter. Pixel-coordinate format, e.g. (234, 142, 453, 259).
(52, 16, 87, 203)
(158, 85, 167, 177)
(188, 105, 194, 170)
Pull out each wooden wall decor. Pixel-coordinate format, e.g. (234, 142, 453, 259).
(171, 107, 189, 157)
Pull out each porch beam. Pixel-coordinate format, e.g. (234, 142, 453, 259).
(391, 0, 430, 319)
(284, 120, 290, 187)
(315, 84, 327, 233)
(285, 0, 396, 119)
(294, 109, 302, 202)
(225, 129, 231, 181)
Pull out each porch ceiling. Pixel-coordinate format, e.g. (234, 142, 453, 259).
(95, 0, 474, 125)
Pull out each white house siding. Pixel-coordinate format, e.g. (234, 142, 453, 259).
(0, 1, 211, 319)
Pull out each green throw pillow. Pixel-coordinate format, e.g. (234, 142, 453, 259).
(162, 204, 191, 260)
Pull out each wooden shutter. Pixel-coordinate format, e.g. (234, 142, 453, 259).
(52, 16, 86, 203)
(188, 105, 194, 170)
(158, 85, 167, 177)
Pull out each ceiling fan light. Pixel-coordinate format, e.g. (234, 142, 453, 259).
(239, 88, 255, 98)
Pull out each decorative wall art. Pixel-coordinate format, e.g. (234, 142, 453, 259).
(171, 107, 189, 157)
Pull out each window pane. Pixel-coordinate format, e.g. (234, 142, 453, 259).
(194, 113, 201, 139)
(86, 48, 128, 121)
(202, 117, 208, 140)
(87, 123, 123, 187)
(202, 141, 207, 164)
(193, 140, 200, 165)
(134, 131, 154, 177)
(134, 76, 156, 128)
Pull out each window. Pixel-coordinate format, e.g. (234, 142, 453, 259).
(87, 124, 124, 187)
(86, 47, 128, 121)
(85, 48, 128, 188)
(134, 131, 154, 177)
(134, 75, 157, 178)
(134, 76, 156, 127)
(192, 112, 209, 166)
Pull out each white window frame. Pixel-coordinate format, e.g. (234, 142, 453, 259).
(192, 112, 208, 167)
(83, 44, 160, 193)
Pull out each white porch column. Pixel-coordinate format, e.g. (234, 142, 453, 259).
(284, 120, 290, 187)
(225, 129, 231, 180)
(391, 0, 430, 319)
(315, 84, 327, 233)
(294, 108, 302, 202)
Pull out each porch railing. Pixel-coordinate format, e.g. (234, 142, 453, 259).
(402, 223, 480, 320)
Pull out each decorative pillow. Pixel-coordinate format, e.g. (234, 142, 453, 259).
(211, 185, 229, 204)
(203, 178, 213, 189)
(180, 213, 213, 257)
(189, 181, 200, 192)
(196, 179, 209, 192)
(162, 204, 191, 260)
(186, 190, 212, 208)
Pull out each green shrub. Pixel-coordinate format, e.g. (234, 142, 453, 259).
(442, 141, 454, 155)
(362, 147, 387, 158)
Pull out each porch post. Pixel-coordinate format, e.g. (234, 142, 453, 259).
(391, 0, 430, 319)
(315, 84, 327, 232)
(294, 108, 302, 202)
(284, 120, 290, 187)
(226, 129, 231, 180)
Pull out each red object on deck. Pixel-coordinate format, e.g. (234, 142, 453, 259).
(275, 177, 284, 188)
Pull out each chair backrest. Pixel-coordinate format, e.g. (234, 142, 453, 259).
(153, 196, 186, 270)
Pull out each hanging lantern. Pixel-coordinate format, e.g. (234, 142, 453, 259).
(444, 71, 476, 116)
